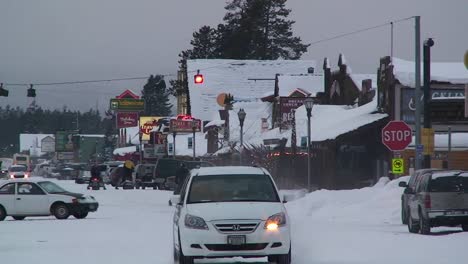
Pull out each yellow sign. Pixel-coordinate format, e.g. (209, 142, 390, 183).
(421, 128, 435, 155)
(392, 158, 404, 174)
(139, 116, 164, 141)
(464, 50, 468, 70)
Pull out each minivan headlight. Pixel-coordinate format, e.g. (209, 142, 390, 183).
(264, 212, 287, 230)
(185, 214, 209, 230)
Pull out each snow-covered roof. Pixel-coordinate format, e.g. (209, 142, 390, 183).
(277, 74, 324, 97)
(113, 146, 137, 156)
(392, 57, 468, 87)
(187, 59, 316, 121)
(350, 74, 378, 90)
(205, 119, 225, 127)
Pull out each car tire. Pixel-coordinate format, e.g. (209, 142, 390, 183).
(153, 184, 158, 190)
(461, 224, 468, 231)
(0, 206, 6, 221)
(53, 203, 70, 220)
(419, 210, 431, 235)
(73, 212, 88, 219)
(13, 216, 26, 220)
(407, 211, 420, 233)
(177, 242, 193, 264)
(142, 186, 146, 190)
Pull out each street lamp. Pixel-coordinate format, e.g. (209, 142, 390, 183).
(237, 108, 246, 165)
(304, 98, 314, 192)
(192, 119, 197, 160)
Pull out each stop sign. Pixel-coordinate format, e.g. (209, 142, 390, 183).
(382, 121, 412, 151)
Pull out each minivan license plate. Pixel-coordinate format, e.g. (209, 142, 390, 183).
(227, 235, 246, 245)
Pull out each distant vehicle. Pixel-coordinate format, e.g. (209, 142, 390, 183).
(13, 154, 30, 170)
(171, 166, 292, 264)
(0, 179, 99, 221)
(154, 158, 184, 190)
(75, 170, 91, 184)
(401, 170, 468, 234)
(134, 164, 158, 189)
(8, 165, 29, 179)
(0, 158, 13, 176)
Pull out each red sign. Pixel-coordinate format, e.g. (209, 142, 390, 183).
(382, 121, 412, 151)
(116, 112, 138, 128)
(170, 119, 202, 133)
(279, 97, 306, 127)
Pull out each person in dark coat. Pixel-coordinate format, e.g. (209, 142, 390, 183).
(88, 162, 106, 190)
(174, 163, 189, 195)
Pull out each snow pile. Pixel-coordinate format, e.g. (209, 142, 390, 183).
(277, 74, 324, 97)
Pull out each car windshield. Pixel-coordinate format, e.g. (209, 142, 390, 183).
(9, 166, 26, 172)
(429, 175, 468, 192)
(187, 174, 280, 204)
(37, 181, 68, 194)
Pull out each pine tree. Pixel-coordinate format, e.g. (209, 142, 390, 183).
(182, 0, 309, 60)
(142, 75, 172, 116)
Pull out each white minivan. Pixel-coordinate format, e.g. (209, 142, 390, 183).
(171, 166, 292, 264)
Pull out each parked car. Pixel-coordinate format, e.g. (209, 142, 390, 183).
(401, 170, 468, 234)
(171, 166, 293, 264)
(154, 158, 184, 190)
(0, 179, 99, 221)
(7, 165, 29, 179)
(400, 168, 443, 224)
(75, 170, 92, 184)
(134, 164, 158, 189)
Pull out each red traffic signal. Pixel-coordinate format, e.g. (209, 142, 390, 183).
(194, 74, 204, 84)
(194, 70, 204, 84)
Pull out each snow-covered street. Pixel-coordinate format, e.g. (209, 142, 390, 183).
(1, 177, 467, 264)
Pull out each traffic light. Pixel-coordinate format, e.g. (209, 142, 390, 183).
(0, 83, 8, 97)
(27, 84, 36, 97)
(194, 70, 204, 84)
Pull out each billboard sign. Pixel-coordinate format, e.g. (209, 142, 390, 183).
(170, 119, 202, 133)
(110, 98, 144, 111)
(139, 116, 164, 141)
(279, 97, 306, 127)
(117, 112, 139, 128)
(41, 136, 55, 152)
(55, 131, 76, 152)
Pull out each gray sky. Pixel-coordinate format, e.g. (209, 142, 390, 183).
(1, 0, 467, 112)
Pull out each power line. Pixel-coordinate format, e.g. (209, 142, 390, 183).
(308, 16, 414, 47)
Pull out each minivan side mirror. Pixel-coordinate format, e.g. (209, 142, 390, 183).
(170, 195, 181, 206)
(398, 181, 408, 188)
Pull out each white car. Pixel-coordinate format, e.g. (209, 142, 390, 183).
(8, 165, 29, 179)
(171, 166, 292, 264)
(0, 179, 99, 221)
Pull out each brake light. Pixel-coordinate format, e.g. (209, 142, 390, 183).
(424, 194, 431, 209)
(92, 178, 99, 182)
(72, 198, 79, 204)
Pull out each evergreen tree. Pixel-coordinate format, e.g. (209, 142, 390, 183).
(182, 0, 309, 60)
(141, 75, 172, 116)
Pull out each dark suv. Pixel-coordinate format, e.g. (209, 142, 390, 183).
(402, 170, 468, 234)
(399, 169, 442, 224)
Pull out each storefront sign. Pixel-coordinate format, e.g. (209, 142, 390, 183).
(170, 119, 202, 133)
(401, 87, 465, 124)
(139, 116, 164, 141)
(117, 112, 139, 128)
(110, 98, 144, 111)
(279, 97, 306, 127)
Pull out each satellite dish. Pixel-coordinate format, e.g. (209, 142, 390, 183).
(217, 93, 227, 107)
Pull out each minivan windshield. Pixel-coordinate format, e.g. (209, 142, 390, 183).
(9, 166, 27, 172)
(187, 174, 280, 204)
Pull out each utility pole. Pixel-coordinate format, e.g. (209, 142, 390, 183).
(414, 16, 422, 171)
(423, 38, 435, 168)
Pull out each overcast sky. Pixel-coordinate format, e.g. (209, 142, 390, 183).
(1, 0, 467, 112)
